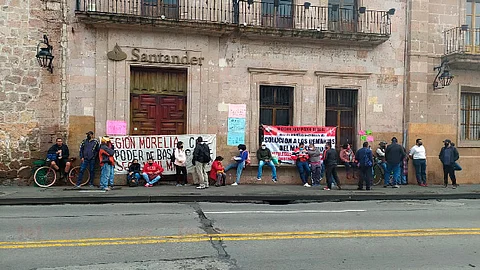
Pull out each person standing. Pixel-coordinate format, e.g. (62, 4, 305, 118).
(323, 142, 341, 190)
(98, 136, 115, 191)
(142, 158, 164, 187)
(355, 142, 373, 190)
(256, 142, 277, 183)
(192, 137, 212, 189)
(307, 143, 322, 187)
(340, 143, 356, 179)
(224, 144, 249, 186)
(173, 141, 187, 186)
(77, 131, 100, 187)
(376, 141, 388, 184)
(291, 143, 311, 187)
(384, 137, 406, 188)
(439, 139, 460, 189)
(409, 139, 427, 186)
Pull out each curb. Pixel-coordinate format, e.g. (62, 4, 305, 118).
(0, 193, 478, 205)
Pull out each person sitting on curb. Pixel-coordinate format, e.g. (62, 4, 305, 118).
(291, 143, 311, 187)
(210, 156, 227, 187)
(142, 158, 164, 187)
(224, 144, 249, 186)
(127, 159, 141, 187)
(256, 142, 277, 183)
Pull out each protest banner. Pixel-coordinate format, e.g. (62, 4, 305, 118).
(112, 134, 216, 175)
(262, 125, 336, 164)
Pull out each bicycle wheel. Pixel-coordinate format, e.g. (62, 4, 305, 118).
(372, 164, 384, 186)
(34, 166, 57, 188)
(68, 166, 90, 186)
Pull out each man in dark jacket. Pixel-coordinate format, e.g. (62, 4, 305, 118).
(77, 131, 100, 187)
(384, 137, 406, 188)
(47, 137, 71, 178)
(192, 137, 211, 189)
(323, 142, 341, 190)
(439, 139, 460, 188)
(256, 142, 277, 182)
(355, 142, 373, 190)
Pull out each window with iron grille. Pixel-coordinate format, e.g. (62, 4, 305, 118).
(259, 85, 294, 143)
(325, 89, 357, 149)
(460, 92, 480, 141)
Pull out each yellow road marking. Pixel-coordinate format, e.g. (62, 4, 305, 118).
(1, 228, 480, 249)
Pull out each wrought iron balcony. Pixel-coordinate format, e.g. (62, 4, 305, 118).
(75, 0, 391, 45)
(443, 26, 480, 70)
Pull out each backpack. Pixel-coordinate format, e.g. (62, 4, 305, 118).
(199, 144, 212, 163)
(170, 149, 176, 163)
(362, 149, 373, 167)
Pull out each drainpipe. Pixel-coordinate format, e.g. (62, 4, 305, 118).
(60, 0, 68, 126)
(402, 0, 411, 148)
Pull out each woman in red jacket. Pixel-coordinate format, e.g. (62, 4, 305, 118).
(210, 156, 226, 187)
(142, 158, 164, 187)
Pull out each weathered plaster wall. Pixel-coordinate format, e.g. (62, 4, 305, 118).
(0, 0, 65, 184)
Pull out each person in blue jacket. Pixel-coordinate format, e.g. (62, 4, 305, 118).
(224, 144, 249, 186)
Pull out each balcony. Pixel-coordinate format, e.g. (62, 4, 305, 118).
(443, 26, 480, 70)
(75, 0, 392, 46)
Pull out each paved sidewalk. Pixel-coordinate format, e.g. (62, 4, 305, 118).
(0, 183, 479, 205)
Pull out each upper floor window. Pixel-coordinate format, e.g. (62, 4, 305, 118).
(328, 0, 357, 32)
(261, 0, 293, 28)
(460, 91, 480, 141)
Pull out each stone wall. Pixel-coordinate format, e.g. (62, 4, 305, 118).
(0, 0, 64, 184)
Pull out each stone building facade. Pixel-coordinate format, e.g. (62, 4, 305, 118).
(0, 0, 478, 185)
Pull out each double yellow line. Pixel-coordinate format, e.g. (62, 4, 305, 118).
(1, 228, 480, 249)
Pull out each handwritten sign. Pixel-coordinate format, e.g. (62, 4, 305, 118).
(227, 132, 245, 145)
(228, 104, 247, 118)
(367, 135, 374, 142)
(106, 120, 127, 135)
(227, 118, 246, 132)
(358, 130, 366, 135)
(360, 135, 367, 141)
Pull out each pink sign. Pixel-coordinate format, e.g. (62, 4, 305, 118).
(367, 136, 374, 142)
(106, 120, 127, 135)
(228, 104, 247, 118)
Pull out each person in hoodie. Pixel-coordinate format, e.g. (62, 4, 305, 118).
(98, 136, 115, 191)
(323, 141, 341, 190)
(77, 131, 100, 187)
(225, 144, 249, 186)
(340, 143, 357, 179)
(291, 142, 311, 187)
(439, 139, 460, 189)
(384, 137, 406, 188)
(142, 158, 164, 187)
(256, 142, 277, 183)
(210, 156, 227, 187)
(307, 143, 322, 187)
(127, 159, 141, 187)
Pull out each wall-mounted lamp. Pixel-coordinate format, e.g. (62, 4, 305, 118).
(461, 24, 469, 31)
(35, 35, 54, 73)
(433, 60, 454, 90)
(359, 7, 366, 14)
(304, 2, 311, 9)
(387, 8, 396, 16)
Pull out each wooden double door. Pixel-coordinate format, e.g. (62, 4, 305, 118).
(130, 67, 187, 135)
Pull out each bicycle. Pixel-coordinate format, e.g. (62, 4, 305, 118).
(372, 160, 393, 186)
(33, 157, 90, 188)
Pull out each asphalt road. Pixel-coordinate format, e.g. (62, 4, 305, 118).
(0, 200, 479, 270)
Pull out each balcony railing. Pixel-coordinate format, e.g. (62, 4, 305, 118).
(75, 0, 391, 36)
(444, 27, 480, 55)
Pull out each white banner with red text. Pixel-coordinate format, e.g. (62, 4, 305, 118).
(112, 134, 216, 175)
(262, 125, 336, 164)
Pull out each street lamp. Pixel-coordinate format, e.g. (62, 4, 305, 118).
(433, 60, 454, 90)
(35, 35, 54, 73)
